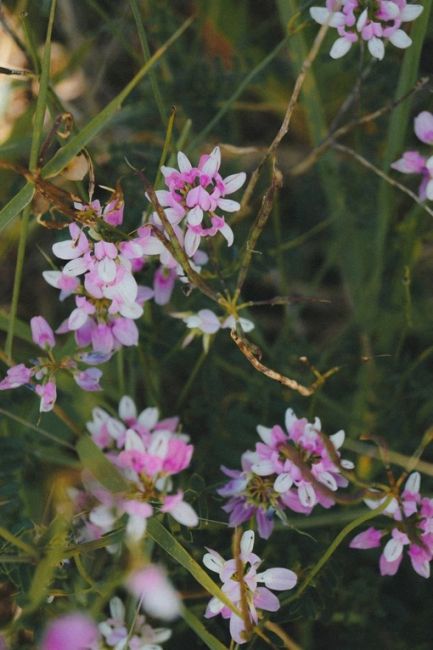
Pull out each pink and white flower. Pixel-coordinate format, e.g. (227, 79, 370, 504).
(350, 472, 433, 578)
(310, 0, 423, 60)
(203, 530, 297, 644)
(392, 111, 433, 200)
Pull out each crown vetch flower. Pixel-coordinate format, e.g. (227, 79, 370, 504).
(69, 397, 197, 544)
(310, 0, 423, 60)
(41, 613, 100, 650)
(350, 472, 433, 578)
(203, 530, 297, 644)
(219, 408, 352, 538)
(99, 596, 172, 649)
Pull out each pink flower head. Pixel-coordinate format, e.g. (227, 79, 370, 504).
(127, 565, 181, 621)
(219, 408, 351, 538)
(310, 0, 423, 60)
(41, 613, 100, 650)
(161, 490, 199, 527)
(414, 111, 433, 145)
(203, 530, 297, 644)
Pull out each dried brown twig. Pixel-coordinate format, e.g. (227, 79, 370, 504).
(230, 329, 340, 397)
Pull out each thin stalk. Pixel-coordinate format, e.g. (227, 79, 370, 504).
(176, 350, 207, 410)
(5, 0, 57, 359)
(0, 526, 38, 559)
(282, 496, 392, 605)
(129, 0, 166, 124)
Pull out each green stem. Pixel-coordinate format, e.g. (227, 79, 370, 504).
(0, 526, 38, 558)
(5, 0, 57, 359)
(176, 349, 208, 410)
(282, 496, 392, 605)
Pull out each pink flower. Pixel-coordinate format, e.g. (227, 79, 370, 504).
(74, 368, 103, 392)
(31, 316, 56, 350)
(161, 490, 199, 527)
(203, 530, 297, 644)
(0, 364, 31, 390)
(153, 266, 177, 305)
(414, 111, 433, 145)
(127, 565, 181, 621)
(392, 110, 433, 200)
(35, 381, 57, 412)
(41, 613, 100, 650)
(310, 0, 423, 60)
(99, 596, 172, 649)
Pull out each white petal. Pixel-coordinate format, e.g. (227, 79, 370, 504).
(298, 482, 317, 508)
(285, 408, 297, 432)
(125, 428, 145, 451)
(240, 530, 255, 557)
(309, 6, 331, 24)
(368, 37, 385, 60)
(203, 552, 224, 573)
(126, 514, 147, 541)
(383, 1, 400, 18)
(223, 172, 246, 194)
(187, 206, 203, 225)
(109, 596, 125, 622)
(252, 460, 275, 476)
(42, 270, 61, 288)
(400, 4, 423, 21)
(256, 425, 272, 444)
(177, 151, 192, 172)
(405, 471, 421, 494)
(274, 472, 293, 493)
(52, 240, 81, 260)
(202, 146, 221, 177)
(330, 37, 353, 59)
(208, 597, 225, 614)
(63, 257, 88, 277)
(89, 505, 116, 528)
(170, 501, 199, 527)
(219, 222, 234, 247)
(389, 29, 412, 49)
(426, 179, 433, 201)
(68, 308, 88, 331)
(356, 8, 368, 30)
(257, 567, 298, 591)
(318, 471, 338, 491)
(217, 198, 240, 212)
(138, 407, 159, 430)
(383, 538, 403, 562)
(329, 429, 345, 450)
(119, 395, 137, 421)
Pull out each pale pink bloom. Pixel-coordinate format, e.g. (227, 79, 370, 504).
(35, 381, 57, 412)
(153, 266, 177, 305)
(74, 368, 102, 392)
(0, 364, 31, 390)
(99, 596, 171, 650)
(127, 565, 181, 621)
(414, 111, 433, 145)
(42, 270, 79, 300)
(31, 316, 56, 350)
(203, 530, 297, 644)
(310, 0, 423, 60)
(40, 613, 100, 650)
(350, 527, 384, 549)
(52, 223, 89, 261)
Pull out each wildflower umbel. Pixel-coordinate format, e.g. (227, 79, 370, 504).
(350, 472, 433, 578)
(310, 0, 423, 59)
(70, 396, 198, 544)
(203, 530, 297, 644)
(219, 408, 353, 538)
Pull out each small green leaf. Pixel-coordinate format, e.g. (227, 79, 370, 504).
(146, 518, 242, 618)
(0, 184, 35, 233)
(76, 436, 129, 493)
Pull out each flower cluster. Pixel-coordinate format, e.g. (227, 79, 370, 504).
(350, 472, 433, 578)
(172, 308, 254, 350)
(0, 316, 104, 411)
(310, 0, 423, 60)
(219, 408, 352, 538)
(203, 530, 297, 644)
(391, 111, 433, 200)
(154, 146, 246, 256)
(70, 397, 198, 544)
(99, 596, 172, 649)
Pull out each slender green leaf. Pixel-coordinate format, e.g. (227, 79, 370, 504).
(181, 606, 228, 650)
(41, 15, 194, 179)
(0, 184, 34, 233)
(146, 518, 242, 617)
(0, 310, 32, 344)
(76, 436, 129, 492)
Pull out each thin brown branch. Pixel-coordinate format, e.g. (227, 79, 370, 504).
(230, 329, 339, 397)
(290, 76, 430, 177)
(240, 16, 334, 212)
(333, 143, 433, 219)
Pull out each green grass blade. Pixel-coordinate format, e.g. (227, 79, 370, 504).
(0, 309, 32, 344)
(129, 0, 166, 124)
(76, 436, 129, 492)
(0, 183, 34, 233)
(41, 15, 194, 179)
(146, 518, 242, 617)
(181, 606, 228, 650)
